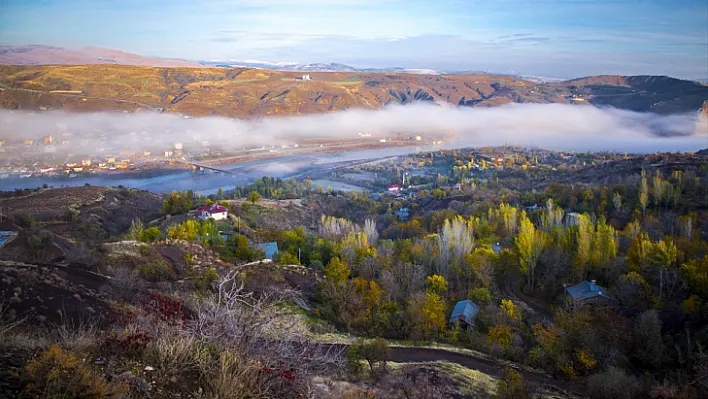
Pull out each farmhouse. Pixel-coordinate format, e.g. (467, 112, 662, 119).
(196, 204, 229, 221)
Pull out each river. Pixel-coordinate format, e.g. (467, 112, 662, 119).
(0, 146, 432, 195)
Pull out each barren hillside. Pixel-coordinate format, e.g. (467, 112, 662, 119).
(0, 65, 706, 117)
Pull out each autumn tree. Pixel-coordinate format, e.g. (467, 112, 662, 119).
(426, 274, 448, 295)
(639, 171, 649, 217)
(325, 257, 350, 283)
(409, 292, 447, 340)
(515, 212, 548, 292)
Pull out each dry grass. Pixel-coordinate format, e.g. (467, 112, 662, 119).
(0, 64, 548, 118)
(23, 344, 128, 399)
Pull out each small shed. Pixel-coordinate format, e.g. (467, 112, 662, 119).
(449, 300, 479, 328)
(565, 280, 616, 306)
(256, 242, 279, 259)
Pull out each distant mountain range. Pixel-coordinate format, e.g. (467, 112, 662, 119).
(200, 60, 443, 75)
(200, 60, 565, 82)
(0, 45, 202, 68)
(0, 45, 566, 82)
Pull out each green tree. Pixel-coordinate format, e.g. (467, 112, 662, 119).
(162, 191, 193, 215)
(247, 191, 262, 204)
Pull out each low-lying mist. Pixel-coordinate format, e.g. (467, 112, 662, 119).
(1, 103, 706, 156)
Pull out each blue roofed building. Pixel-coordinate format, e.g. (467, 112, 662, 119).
(449, 300, 479, 329)
(492, 242, 502, 254)
(256, 242, 279, 260)
(564, 280, 616, 306)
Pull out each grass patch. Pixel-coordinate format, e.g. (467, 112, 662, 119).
(328, 80, 363, 86)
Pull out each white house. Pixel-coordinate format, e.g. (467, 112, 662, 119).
(196, 204, 229, 221)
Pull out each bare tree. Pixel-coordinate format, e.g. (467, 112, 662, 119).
(435, 216, 475, 279)
(363, 218, 379, 246)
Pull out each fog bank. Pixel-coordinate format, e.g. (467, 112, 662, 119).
(1, 103, 706, 155)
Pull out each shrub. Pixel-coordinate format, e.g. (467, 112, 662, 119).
(141, 226, 162, 242)
(103, 329, 152, 358)
(494, 368, 533, 399)
(106, 267, 147, 303)
(23, 344, 127, 398)
(66, 244, 101, 271)
(194, 268, 219, 293)
(145, 331, 198, 380)
(279, 252, 301, 265)
(136, 261, 170, 282)
(587, 367, 639, 399)
(348, 338, 391, 378)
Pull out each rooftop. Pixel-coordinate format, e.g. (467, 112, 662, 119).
(449, 300, 479, 324)
(565, 280, 616, 302)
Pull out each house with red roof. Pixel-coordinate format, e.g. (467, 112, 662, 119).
(196, 204, 228, 221)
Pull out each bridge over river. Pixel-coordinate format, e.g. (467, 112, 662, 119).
(176, 160, 246, 176)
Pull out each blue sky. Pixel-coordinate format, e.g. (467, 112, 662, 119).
(1, 0, 706, 78)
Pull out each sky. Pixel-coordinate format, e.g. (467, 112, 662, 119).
(0, 0, 707, 79)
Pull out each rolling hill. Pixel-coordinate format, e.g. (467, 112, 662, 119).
(0, 45, 201, 68)
(0, 64, 706, 118)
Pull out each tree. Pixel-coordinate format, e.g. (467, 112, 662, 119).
(410, 292, 447, 340)
(167, 220, 200, 241)
(500, 299, 521, 322)
(436, 216, 475, 280)
(162, 191, 193, 215)
(247, 191, 262, 204)
(324, 257, 350, 283)
(348, 338, 390, 377)
(633, 310, 664, 369)
(590, 218, 617, 273)
(572, 214, 593, 280)
(469, 287, 491, 304)
(639, 171, 649, 217)
(426, 274, 448, 295)
(515, 212, 548, 292)
(612, 192, 622, 213)
(680, 256, 708, 300)
(487, 324, 513, 349)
